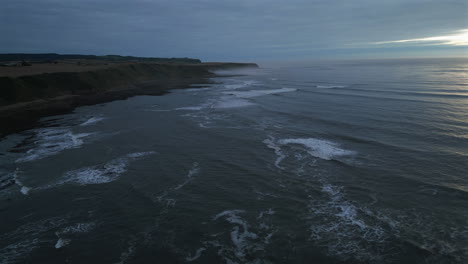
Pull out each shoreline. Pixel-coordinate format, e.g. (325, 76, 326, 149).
(0, 62, 258, 137)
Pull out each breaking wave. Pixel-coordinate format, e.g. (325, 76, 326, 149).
(223, 88, 297, 98)
(59, 152, 156, 186)
(79, 116, 105, 126)
(15, 128, 93, 163)
(54, 222, 96, 249)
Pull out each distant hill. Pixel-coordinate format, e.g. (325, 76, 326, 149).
(0, 53, 202, 64)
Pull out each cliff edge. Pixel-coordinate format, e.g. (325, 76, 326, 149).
(0, 62, 258, 136)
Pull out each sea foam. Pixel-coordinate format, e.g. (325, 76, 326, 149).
(79, 116, 105, 126)
(213, 97, 254, 109)
(278, 138, 355, 160)
(315, 85, 346, 89)
(60, 151, 156, 186)
(223, 80, 260, 90)
(223, 88, 296, 98)
(16, 128, 93, 163)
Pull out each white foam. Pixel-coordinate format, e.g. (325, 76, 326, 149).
(80, 116, 105, 126)
(60, 152, 155, 186)
(316, 85, 346, 89)
(186, 247, 206, 262)
(116, 238, 137, 264)
(213, 97, 254, 109)
(257, 209, 275, 219)
(213, 210, 246, 221)
(60, 222, 96, 234)
(309, 182, 387, 262)
(213, 210, 258, 258)
(0, 217, 67, 262)
(223, 88, 296, 98)
(223, 80, 260, 90)
(184, 87, 211, 92)
(263, 137, 286, 169)
(175, 106, 205, 111)
(208, 209, 275, 263)
(54, 238, 70, 249)
(54, 222, 95, 249)
(174, 162, 200, 190)
(216, 98, 251, 109)
(63, 159, 127, 185)
(16, 128, 93, 163)
(126, 151, 156, 159)
(278, 138, 355, 160)
(12, 169, 30, 195)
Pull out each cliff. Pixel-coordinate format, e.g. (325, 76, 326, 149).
(0, 62, 258, 136)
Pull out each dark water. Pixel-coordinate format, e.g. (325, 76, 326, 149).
(1, 58, 467, 264)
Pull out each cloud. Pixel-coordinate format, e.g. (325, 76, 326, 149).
(371, 29, 468, 46)
(1, 0, 467, 60)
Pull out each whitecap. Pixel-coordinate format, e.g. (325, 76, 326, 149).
(213, 97, 254, 109)
(126, 151, 156, 159)
(54, 238, 71, 249)
(54, 222, 96, 249)
(278, 138, 355, 160)
(223, 88, 296, 98)
(257, 208, 275, 219)
(16, 128, 93, 163)
(316, 85, 346, 89)
(308, 183, 388, 262)
(263, 137, 286, 169)
(174, 162, 200, 190)
(213, 209, 246, 221)
(62, 158, 128, 185)
(12, 169, 31, 195)
(205, 209, 275, 263)
(184, 87, 211, 92)
(43, 151, 157, 188)
(223, 80, 261, 90)
(186, 247, 206, 262)
(79, 116, 105, 126)
(175, 106, 205, 111)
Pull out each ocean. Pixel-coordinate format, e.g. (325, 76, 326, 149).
(0, 58, 467, 263)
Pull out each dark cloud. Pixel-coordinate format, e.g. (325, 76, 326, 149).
(1, 0, 467, 60)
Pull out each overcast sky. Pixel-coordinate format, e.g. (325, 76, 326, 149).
(1, 0, 467, 61)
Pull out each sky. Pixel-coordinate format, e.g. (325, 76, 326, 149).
(1, 0, 467, 61)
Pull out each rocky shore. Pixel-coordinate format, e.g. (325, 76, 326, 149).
(0, 62, 258, 137)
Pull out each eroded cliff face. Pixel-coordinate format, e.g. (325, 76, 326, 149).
(0, 62, 258, 136)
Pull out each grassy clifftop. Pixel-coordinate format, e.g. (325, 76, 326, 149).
(0, 63, 211, 106)
(0, 53, 201, 64)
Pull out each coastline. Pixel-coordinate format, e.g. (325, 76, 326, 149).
(0, 62, 258, 137)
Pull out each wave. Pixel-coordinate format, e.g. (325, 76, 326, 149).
(54, 222, 96, 249)
(174, 162, 200, 190)
(264, 137, 355, 165)
(213, 97, 254, 109)
(175, 106, 206, 111)
(14, 151, 156, 195)
(59, 151, 156, 186)
(263, 137, 286, 169)
(15, 128, 93, 163)
(79, 116, 105, 126)
(309, 182, 391, 262)
(13, 169, 30, 195)
(278, 138, 355, 160)
(197, 209, 276, 263)
(315, 85, 347, 89)
(0, 217, 68, 263)
(223, 80, 261, 90)
(223, 88, 297, 98)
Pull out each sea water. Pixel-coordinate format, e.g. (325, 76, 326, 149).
(0, 58, 467, 263)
